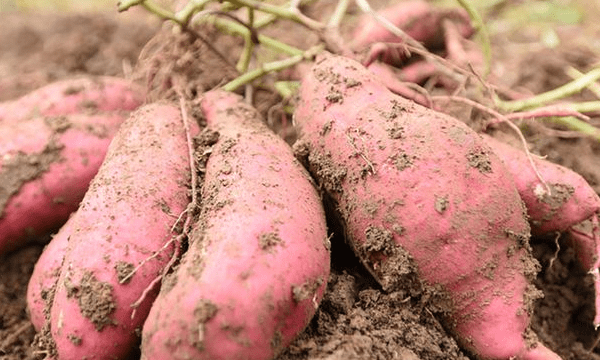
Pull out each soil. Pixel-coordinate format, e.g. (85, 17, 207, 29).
(1, 1, 600, 360)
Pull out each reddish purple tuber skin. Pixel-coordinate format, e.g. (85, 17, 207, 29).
(0, 77, 144, 255)
(48, 102, 196, 360)
(0, 112, 131, 255)
(27, 215, 74, 332)
(366, 61, 434, 107)
(0, 76, 144, 122)
(484, 134, 600, 327)
(483, 135, 600, 234)
(141, 90, 330, 360)
(294, 53, 560, 360)
(350, 0, 474, 54)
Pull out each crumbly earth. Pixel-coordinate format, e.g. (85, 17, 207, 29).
(1, 1, 600, 360)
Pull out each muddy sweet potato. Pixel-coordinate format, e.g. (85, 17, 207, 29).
(140, 90, 330, 360)
(0, 77, 144, 256)
(484, 134, 600, 327)
(0, 112, 133, 255)
(0, 76, 143, 123)
(293, 53, 560, 360)
(45, 102, 197, 360)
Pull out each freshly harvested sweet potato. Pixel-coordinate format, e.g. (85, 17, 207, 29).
(141, 90, 330, 360)
(46, 102, 196, 360)
(0, 77, 144, 256)
(293, 53, 560, 360)
(484, 134, 600, 326)
(0, 76, 143, 123)
(0, 112, 131, 255)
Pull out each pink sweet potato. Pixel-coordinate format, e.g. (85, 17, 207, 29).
(483, 134, 600, 234)
(0, 77, 144, 256)
(293, 53, 560, 360)
(483, 134, 600, 326)
(0, 112, 132, 255)
(0, 76, 143, 123)
(27, 215, 73, 332)
(140, 90, 330, 360)
(350, 0, 474, 53)
(46, 102, 197, 360)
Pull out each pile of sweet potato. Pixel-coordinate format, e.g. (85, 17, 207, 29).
(2, 2, 599, 360)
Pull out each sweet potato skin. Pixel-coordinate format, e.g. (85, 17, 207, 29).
(483, 134, 600, 234)
(350, 0, 474, 52)
(0, 112, 130, 255)
(27, 215, 74, 332)
(140, 90, 330, 360)
(294, 53, 559, 360)
(484, 134, 600, 328)
(0, 76, 143, 123)
(47, 103, 195, 360)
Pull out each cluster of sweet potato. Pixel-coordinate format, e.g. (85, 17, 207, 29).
(1, 2, 598, 360)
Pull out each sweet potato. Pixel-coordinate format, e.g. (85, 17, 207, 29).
(46, 102, 196, 360)
(350, 1, 474, 54)
(483, 134, 600, 326)
(483, 134, 600, 234)
(0, 76, 143, 123)
(0, 112, 132, 255)
(140, 90, 330, 360)
(27, 215, 74, 332)
(0, 77, 144, 256)
(293, 53, 560, 360)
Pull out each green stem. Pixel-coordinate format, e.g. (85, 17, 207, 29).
(455, 0, 491, 77)
(566, 66, 600, 99)
(236, 7, 255, 73)
(225, 0, 324, 30)
(548, 117, 600, 142)
(223, 45, 323, 92)
(498, 67, 600, 112)
(327, 0, 349, 28)
(175, 0, 212, 25)
(209, 16, 304, 56)
(566, 101, 600, 114)
(141, 0, 178, 22)
(117, 0, 143, 12)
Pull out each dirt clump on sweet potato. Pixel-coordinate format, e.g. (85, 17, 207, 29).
(63, 270, 117, 331)
(0, 141, 62, 215)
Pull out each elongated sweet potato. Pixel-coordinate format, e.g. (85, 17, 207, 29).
(0, 112, 131, 255)
(46, 102, 196, 360)
(0, 76, 143, 123)
(293, 53, 560, 360)
(140, 90, 330, 360)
